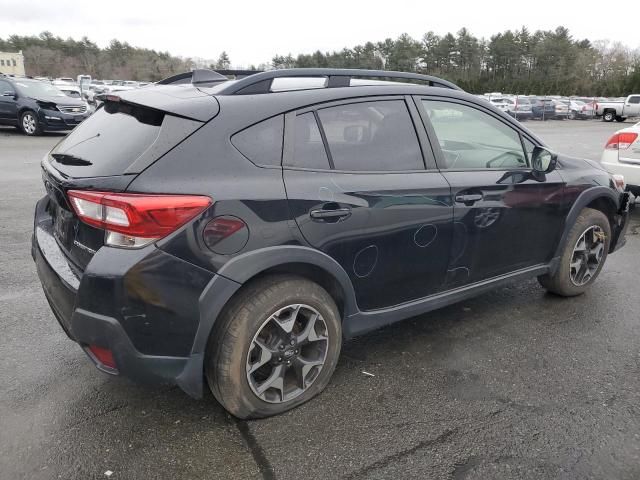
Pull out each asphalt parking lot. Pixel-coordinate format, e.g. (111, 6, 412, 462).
(1, 119, 639, 480)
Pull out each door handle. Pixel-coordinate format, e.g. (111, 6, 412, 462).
(310, 207, 352, 221)
(455, 193, 483, 204)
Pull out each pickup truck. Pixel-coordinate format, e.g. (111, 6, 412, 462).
(597, 95, 640, 122)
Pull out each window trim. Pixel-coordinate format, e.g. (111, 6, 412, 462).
(313, 110, 335, 169)
(283, 95, 430, 174)
(415, 96, 538, 172)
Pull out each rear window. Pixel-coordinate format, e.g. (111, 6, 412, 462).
(50, 103, 165, 177)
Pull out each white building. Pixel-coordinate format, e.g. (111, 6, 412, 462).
(0, 51, 26, 76)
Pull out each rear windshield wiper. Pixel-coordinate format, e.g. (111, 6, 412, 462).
(51, 153, 93, 166)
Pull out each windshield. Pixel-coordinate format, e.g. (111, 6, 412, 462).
(15, 80, 67, 98)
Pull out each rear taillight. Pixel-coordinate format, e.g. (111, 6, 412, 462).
(68, 190, 211, 248)
(605, 132, 639, 150)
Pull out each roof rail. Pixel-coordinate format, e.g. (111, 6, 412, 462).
(215, 68, 462, 95)
(157, 69, 228, 86)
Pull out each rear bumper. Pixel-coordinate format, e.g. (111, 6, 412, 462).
(33, 225, 189, 382)
(601, 156, 640, 188)
(32, 195, 236, 397)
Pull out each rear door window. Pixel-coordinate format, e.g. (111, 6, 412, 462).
(316, 100, 424, 171)
(288, 112, 331, 169)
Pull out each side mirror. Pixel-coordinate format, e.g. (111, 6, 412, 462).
(531, 146, 557, 174)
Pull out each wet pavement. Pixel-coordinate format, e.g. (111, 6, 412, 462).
(1, 120, 639, 479)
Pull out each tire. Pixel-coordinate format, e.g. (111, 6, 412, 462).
(603, 111, 615, 122)
(568, 111, 576, 120)
(20, 110, 42, 136)
(205, 274, 342, 419)
(538, 208, 611, 297)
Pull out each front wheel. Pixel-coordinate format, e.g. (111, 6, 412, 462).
(20, 110, 42, 136)
(538, 208, 611, 296)
(206, 275, 342, 419)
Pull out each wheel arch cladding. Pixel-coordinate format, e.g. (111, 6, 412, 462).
(216, 246, 358, 319)
(551, 186, 620, 273)
(586, 196, 617, 230)
(178, 246, 358, 398)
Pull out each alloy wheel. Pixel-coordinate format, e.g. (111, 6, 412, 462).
(22, 113, 36, 134)
(569, 225, 606, 286)
(246, 304, 329, 403)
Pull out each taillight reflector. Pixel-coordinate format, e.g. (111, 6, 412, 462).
(605, 132, 639, 150)
(87, 344, 117, 369)
(67, 190, 211, 246)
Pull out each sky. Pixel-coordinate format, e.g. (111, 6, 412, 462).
(1, 0, 639, 66)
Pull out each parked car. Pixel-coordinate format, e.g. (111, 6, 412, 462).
(54, 77, 76, 85)
(551, 99, 569, 119)
(0, 76, 89, 135)
(567, 99, 595, 119)
(509, 97, 533, 120)
(85, 81, 108, 104)
(56, 84, 83, 99)
(32, 69, 632, 419)
(596, 95, 640, 122)
(601, 122, 640, 196)
(529, 97, 556, 119)
(489, 97, 533, 120)
(489, 97, 511, 113)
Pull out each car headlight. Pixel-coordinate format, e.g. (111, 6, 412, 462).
(36, 100, 57, 110)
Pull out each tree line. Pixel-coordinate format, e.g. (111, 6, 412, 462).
(2, 28, 639, 95)
(273, 27, 640, 96)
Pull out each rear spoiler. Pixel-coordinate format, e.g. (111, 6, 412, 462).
(157, 69, 264, 86)
(157, 69, 228, 87)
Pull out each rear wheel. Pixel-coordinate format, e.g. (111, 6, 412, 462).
(206, 275, 342, 419)
(603, 111, 615, 122)
(538, 208, 611, 296)
(20, 110, 41, 136)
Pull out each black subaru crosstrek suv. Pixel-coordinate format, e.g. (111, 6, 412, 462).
(33, 69, 633, 419)
(0, 76, 89, 135)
